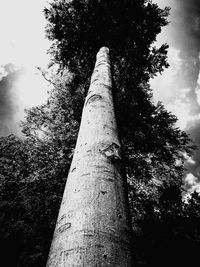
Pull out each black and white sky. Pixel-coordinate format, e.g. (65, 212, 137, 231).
(0, 0, 50, 135)
(152, 0, 200, 193)
(0, 0, 200, 193)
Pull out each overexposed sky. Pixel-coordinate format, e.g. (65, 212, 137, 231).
(0, 0, 51, 135)
(0, 0, 49, 67)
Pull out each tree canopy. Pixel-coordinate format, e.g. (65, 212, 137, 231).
(44, 0, 193, 189)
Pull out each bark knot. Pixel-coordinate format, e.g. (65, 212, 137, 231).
(56, 223, 71, 234)
(96, 191, 107, 200)
(100, 143, 121, 161)
(86, 94, 102, 106)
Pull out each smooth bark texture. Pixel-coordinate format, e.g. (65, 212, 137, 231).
(47, 47, 133, 266)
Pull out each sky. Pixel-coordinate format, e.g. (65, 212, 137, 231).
(0, 0, 50, 135)
(151, 0, 200, 195)
(0, 0, 200, 194)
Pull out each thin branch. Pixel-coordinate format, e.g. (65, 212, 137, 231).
(36, 66, 57, 87)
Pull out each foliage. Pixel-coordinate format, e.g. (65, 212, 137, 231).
(0, 71, 84, 266)
(0, 133, 67, 266)
(132, 189, 200, 265)
(44, 0, 193, 185)
(44, 0, 169, 79)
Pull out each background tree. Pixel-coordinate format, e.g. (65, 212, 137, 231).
(0, 73, 80, 266)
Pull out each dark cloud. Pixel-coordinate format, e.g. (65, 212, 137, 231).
(154, 0, 200, 116)
(184, 119, 200, 180)
(164, 0, 200, 116)
(153, 0, 200, 189)
(0, 64, 22, 136)
(164, 1, 200, 181)
(175, 0, 200, 184)
(170, 0, 200, 56)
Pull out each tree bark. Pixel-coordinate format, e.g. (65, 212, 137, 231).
(46, 47, 133, 266)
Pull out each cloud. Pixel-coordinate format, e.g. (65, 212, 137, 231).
(153, 0, 200, 117)
(151, 46, 183, 104)
(169, 0, 200, 117)
(0, 64, 50, 136)
(184, 173, 200, 201)
(185, 173, 198, 186)
(184, 173, 200, 199)
(0, 1, 51, 136)
(0, 64, 22, 136)
(186, 118, 200, 165)
(16, 67, 49, 108)
(183, 153, 196, 165)
(152, 0, 200, 191)
(151, 46, 196, 129)
(171, 0, 200, 55)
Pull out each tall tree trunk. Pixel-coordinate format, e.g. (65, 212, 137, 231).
(47, 47, 133, 266)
